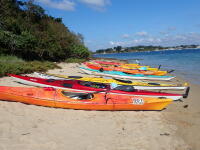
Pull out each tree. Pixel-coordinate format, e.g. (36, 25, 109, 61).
(0, 0, 90, 61)
(116, 46, 122, 52)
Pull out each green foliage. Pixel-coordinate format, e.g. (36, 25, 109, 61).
(69, 44, 91, 58)
(0, 55, 60, 77)
(0, 0, 90, 61)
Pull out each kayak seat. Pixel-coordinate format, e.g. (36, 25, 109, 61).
(68, 76, 82, 79)
(148, 83, 160, 85)
(61, 91, 94, 100)
(62, 83, 73, 88)
(99, 68, 104, 72)
(113, 85, 135, 92)
(46, 79, 55, 82)
(114, 78, 132, 84)
(79, 81, 107, 89)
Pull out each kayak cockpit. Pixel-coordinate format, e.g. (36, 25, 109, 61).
(61, 91, 94, 100)
(79, 81, 108, 89)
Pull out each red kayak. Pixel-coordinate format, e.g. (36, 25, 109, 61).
(9, 74, 185, 100)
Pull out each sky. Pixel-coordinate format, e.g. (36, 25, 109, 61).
(34, 0, 200, 51)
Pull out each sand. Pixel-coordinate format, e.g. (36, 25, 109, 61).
(0, 63, 199, 150)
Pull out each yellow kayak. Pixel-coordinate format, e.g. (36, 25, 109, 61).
(120, 64, 159, 71)
(34, 72, 188, 90)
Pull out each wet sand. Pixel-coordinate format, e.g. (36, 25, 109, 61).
(0, 63, 199, 150)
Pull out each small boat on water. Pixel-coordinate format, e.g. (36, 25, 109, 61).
(9, 74, 187, 100)
(79, 67, 175, 81)
(0, 86, 172, 110)
(34, 72, 188, 90)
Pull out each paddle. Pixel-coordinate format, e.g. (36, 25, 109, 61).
(158, 65, 162, 70)
(167, 70, 175, 73)
(183, 87, 190, 98)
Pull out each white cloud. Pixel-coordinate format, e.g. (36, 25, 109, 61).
(109, 41, 126, 46)
(36, 0, 111, 12)
(79, 0, 110, 11)
(122, 34, 130, 38)
(109, 41, 115, 45)
(36, 0, 75, 11)
(79, 0, 110, 7)
(135, 31, 148, 37)
(109, 32, 200, 47)
(109, 39, 144, 47)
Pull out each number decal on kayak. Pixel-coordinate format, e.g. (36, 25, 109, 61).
(133, 98, 144, 105)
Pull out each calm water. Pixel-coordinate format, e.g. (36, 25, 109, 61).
(94, 49, 200, 84)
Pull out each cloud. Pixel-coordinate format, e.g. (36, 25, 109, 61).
(79, 0, 110, 11)
(122, 34, 130, 38)
(135, 31, 148, 37)
(109, 39, 145, 47)
(109, 32, 200, 47)
(35, 0, 111, 11)
(79, 0, 110, 7)
(36, 0, 75, 11)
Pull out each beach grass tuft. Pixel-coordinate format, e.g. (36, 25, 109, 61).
(0, 55, 60, 77)
(65, 58, 87, 63)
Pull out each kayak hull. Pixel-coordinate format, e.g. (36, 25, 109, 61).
(0, 86, 172, 111)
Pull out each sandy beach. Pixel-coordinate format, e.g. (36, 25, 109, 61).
(0, 62, 199, 150)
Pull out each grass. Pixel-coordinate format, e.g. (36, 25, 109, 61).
(65, 58, 87, 63)
(0, 55, 60, 77)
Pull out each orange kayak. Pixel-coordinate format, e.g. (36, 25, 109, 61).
(0, 86, 172, 111)
(84, 62, 167, 76)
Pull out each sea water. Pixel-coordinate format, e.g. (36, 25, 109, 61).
(93, 49, 200, 84)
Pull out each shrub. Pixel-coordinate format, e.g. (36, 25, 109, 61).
(0, 55, 60, 77)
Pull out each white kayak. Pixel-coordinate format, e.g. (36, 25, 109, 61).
(34, 72, 188, 90)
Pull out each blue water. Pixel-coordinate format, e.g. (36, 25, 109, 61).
(93, 49, 200, 84)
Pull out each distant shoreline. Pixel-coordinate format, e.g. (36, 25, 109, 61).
(94, 47, 200, 55)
